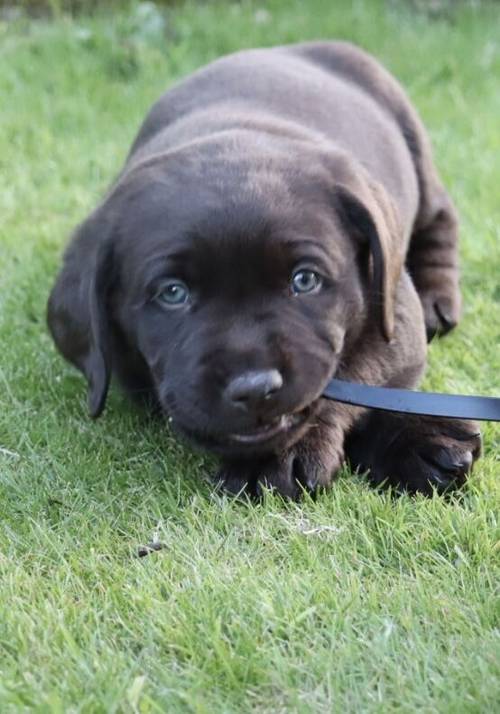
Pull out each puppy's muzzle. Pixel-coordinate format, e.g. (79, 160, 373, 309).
(220, 369, 312, 448)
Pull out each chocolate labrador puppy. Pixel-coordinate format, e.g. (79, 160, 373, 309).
(48, 41, 481, 498)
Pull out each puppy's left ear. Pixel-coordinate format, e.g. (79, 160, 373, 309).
(335, 178, 404, 341)
(85, 239, 115, 417)
(48, 211, 116, 418)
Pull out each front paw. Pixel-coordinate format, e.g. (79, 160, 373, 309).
(414, 271, 461, 342)
(347, 413, 481, 495)
(215, 434, 344, 500)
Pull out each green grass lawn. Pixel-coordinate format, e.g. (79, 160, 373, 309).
(1, 0, 499, 711)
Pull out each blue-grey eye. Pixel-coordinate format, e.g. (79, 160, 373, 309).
(155, 280, 189, 307)
(291, 269, 322, 295)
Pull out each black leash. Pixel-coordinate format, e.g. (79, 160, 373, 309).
(323, 379, 500, 421)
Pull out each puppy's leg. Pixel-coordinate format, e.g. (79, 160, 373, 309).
(345, 412, 481, 495)
(392, 89, 462, 340)
(407, 182, 461, 342)
(384, 81, 462, 340)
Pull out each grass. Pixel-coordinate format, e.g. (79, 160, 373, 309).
(0, 0, 499, 711)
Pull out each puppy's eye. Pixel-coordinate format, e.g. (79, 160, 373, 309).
(291, 269, 322, 295)
(155, 280, 190, 307)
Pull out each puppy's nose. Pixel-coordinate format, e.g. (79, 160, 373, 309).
(224, 369, 283, 411)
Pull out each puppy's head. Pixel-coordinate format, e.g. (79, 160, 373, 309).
(50, 135, 402, 456)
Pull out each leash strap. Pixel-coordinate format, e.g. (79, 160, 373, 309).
(323, 379, 500, 421)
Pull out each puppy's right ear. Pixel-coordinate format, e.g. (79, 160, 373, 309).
(47, 211, 116, 418)
(334, 176, 403, 342)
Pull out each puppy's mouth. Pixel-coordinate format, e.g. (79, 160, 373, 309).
(227, 410, 308, 445)
(167, 400, 316, 455)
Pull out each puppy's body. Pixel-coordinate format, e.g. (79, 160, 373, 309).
(48, 42, 480, 497)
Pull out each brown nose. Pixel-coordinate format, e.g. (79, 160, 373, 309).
(224, 369, 283, 411)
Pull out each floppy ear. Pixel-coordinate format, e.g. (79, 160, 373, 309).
(334, 177, 404, 341)
(47, 212, 116, 418)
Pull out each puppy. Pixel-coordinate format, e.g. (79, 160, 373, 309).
(48, 41, 481, 498)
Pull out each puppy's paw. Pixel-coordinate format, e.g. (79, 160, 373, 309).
(421, 291, 461, 342)
(256, 443, 343, 499)
(347, 414, 481, 495)
(215, 435, 344, 500)
(414, 272, 461, 341)
(213, 459, 262, 498)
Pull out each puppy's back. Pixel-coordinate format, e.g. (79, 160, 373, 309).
(127, 42, 418, 223)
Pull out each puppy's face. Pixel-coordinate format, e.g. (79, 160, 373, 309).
(109, 147, 366, 456)
(51, 138, 399, 458)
